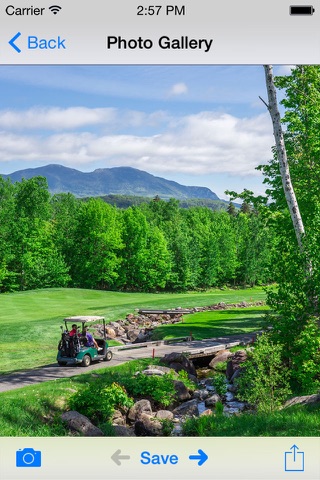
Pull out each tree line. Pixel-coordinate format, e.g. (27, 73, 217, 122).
(0, 176, 276, 293)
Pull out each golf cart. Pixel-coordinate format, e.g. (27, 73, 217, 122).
(57, 316, 113, 367)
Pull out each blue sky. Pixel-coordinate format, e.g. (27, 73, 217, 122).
(0, 65, 291, 199)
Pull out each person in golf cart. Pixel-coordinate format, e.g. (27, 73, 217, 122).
(69, 324, 78, 337)
(57, 316, 113, 366)
(82, 326, 99, 349)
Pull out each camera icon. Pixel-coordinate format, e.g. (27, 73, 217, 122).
(16, 448, 42, 467)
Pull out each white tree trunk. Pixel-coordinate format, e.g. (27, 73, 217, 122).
(263, 65, 305, 252)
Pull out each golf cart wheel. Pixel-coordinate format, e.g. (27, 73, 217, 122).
(81, 354, 91, 367)
(104, 350, 113, 361)
(58, 361, 66, 366)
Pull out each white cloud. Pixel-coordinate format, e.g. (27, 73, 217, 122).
(169, 83, 188, 95)
(0, 109, 274, 177)
(0, 107, 116, 131)
(275, 65, 295, 76)
(0, 107, 170, 131)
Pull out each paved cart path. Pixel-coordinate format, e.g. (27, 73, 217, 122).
(0, 332, 257, 393)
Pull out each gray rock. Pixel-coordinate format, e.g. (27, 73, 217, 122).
(134, 413, 163, 436)
(127, 329, 140, 342)
(141, 368, 165, 376)
(111, 409, 126, 426)
(149, 365, 173, 374)
(193, 389, 210, 400)
(227, 350, 248, 380)
(173, 380, 191, 402)
(160, 352, 197, 377)
(155, 410, 174, 421)
(230, 368, 243, 383)
(128, 399, 153, 422)
(283, 393, 320, 408)
(172, 399, 199, 417)
(61, 411, 103, 436)
(205, 394, 221, 407)
(113, 425, 136, 436)
(188, 374, 199, 385)
(209, 349, 233, 368)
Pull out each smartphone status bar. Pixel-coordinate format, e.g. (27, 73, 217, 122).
(0, 0, 320, 64)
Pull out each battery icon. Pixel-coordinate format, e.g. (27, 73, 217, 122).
(290, 5, 315, 15)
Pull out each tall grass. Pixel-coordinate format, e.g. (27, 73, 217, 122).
(182, 404, 320, 436)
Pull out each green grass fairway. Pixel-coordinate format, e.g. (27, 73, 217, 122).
(152, 306, 269, 340)
(0, 287, 266, 375)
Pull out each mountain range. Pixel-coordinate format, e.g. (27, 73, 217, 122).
(1, 164, 220, 200)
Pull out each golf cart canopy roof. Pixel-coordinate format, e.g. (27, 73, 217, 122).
(64, 316, 105, 323)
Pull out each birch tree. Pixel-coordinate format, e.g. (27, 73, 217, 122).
(262, 65, 305, 252)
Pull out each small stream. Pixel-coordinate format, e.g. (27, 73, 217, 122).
(196, 369, 247, 416)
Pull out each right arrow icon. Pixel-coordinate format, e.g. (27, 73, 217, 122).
(9, 32, 22, 53)
(189, 449, 208, 466)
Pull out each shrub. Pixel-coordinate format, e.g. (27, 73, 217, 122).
(69, 382, 134, 421)
(236, 333, 291, 413)
(121, 369, 195, 408)
(212, 373, 227, 396)
(160, 418, 174, 436)
(124, 371, 176, 407)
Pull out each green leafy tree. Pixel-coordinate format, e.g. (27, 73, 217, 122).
(0, 177, 16, 290)
(51, 193, 80, 267)
(71, 199, 122, 289)
(119, 207, 170, 291)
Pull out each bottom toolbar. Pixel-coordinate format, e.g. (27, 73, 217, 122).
(0, 437, 319, 480)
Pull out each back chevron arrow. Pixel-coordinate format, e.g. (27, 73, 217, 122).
(9, 32, 22, 53)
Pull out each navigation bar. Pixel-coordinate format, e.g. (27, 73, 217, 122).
(1, 0, 320, 64)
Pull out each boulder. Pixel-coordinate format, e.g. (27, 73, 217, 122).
(188, 374, 199, 385)
(127, 329, 140, 342)
(134, 413, 163, 436)
(155, 410, 174, 421)
(141, 368, 166, 376)
(149, 365, 173, 375)
(172, 399, 199, 417)
(205, 394, 221, 407)
(283, 393, 320, 409)
(230, 368, 243, 383)
(113, 425, 136, 436)
(173, 380, 191, 402)
(111, 409, 126, 426)
(227, 350, 248, 380)
(193, 389, 210, 401)
(105, 327, 116, 339)
(128, 399, 153, 422)
(160, 352, 197, 377)
(61, 411, 103, 436)
(209, 349, 233, 368)
(133, 332, 150, 343)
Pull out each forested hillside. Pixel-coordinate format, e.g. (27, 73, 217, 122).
(0, 176, 276, 293)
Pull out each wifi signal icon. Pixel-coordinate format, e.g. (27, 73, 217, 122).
(49, 5, 62, 15)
